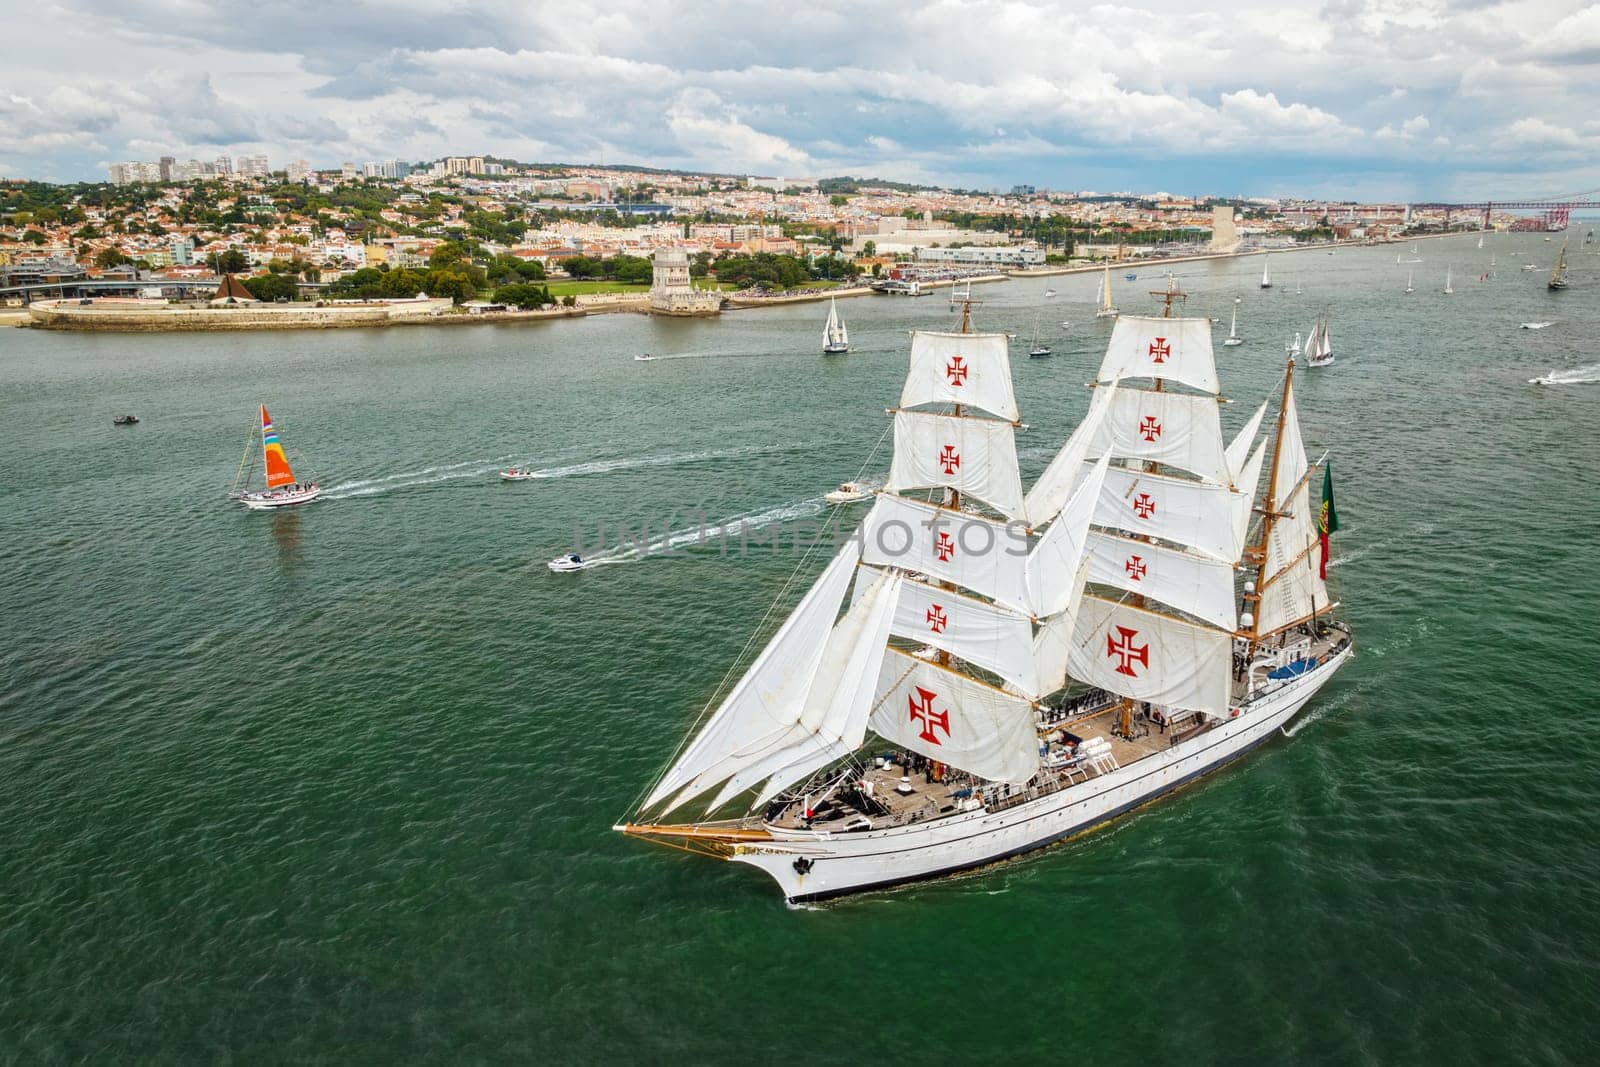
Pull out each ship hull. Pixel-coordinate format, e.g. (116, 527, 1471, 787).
(732, 645, 1350, 903)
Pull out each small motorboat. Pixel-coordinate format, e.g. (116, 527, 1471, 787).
(634, 353, 657, 361)
(501, 467, 539, 481)
(1028, 345, 1052, 359)
(548, 552, 589, 573)
(1521, 264, 1539, 271)
(112, 414, 139, 425)
(824, 481, 871, 505)
(1520, 322, 1554, 330)
(1124, 273, 1137, 281)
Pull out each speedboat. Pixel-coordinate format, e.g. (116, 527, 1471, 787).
(236, 483, 321, 510)
(1522, 264, 1538, 271)
(824, 481, 870, 504)
(501, 467, 539, 481)
(634, 353, 657, 361)
(1028, 345, 1052, 359)
(112, 414, 139, 425)
(1520, 322, 1554, 330)
(548, 552, 589, 572)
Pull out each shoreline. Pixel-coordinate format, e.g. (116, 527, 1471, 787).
(13, 241, 1386, 333)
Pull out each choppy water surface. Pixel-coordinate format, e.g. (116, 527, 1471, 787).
(3, 235, 1598, 1061)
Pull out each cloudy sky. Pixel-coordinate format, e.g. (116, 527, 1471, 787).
(2, 0, 1598, 198)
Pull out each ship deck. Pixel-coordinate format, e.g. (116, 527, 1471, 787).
(769, 623, 1350, 833)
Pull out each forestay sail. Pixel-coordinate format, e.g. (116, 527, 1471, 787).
(645, 541, 861, 812)
(1096, 316, 1220, 395)
(869, 649, 1040, 784)
(1084, 385, 1229, 485)
(1225, 401, 1268, 484)
(888, 410, 1024, 520)
(1025, 453, 1111, 618)
(858, 493, 1031, 614)
(1255, 382, 1329, 634)
(1085, 530, 1238, 630)
(901, 331, 1019, 422)
(1067, 595, 1233, 717)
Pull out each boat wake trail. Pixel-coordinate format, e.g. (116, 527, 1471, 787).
(1327, 521, 1435, 571)
(1281, 618, 1433, 737)
(572, 496, 826, 567)
(1530, 362, 1600, 385)
(322, 447, 762, 500)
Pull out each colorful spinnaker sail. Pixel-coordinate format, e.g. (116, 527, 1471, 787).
(261, 405, 297, 488)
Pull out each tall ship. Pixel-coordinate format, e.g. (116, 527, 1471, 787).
(617, 291, 1353, 902)
(822, 297, 850, 354)
(1305, 311, 1334, 367)
(1548, 239, 1569, 291)
(230, 405, 320, 509)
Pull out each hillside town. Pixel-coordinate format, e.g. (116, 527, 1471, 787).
(1, 154, 1519, 314)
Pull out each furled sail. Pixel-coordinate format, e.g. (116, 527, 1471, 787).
(1022, 382, 1116, 525)
(1084, 386, 1229, 485)
(1067, 595, 1232, 717)
(901, 331, 1019, 422)
(1096, 316, 1220, 395)
(1091, 464, 1248, 563)
(1026, 453, 1112, 618)
(858, 493, 1031, 614)
(704, 568, 904, 812)
(868, 650, 1040, 784)
(645, 541, 860, 811)
(1085, 530, 1238, 630)
(887, 410, 1025, 520)
(1225, 401, 1268, 484)
(853, 568, 1040, 698)
(1255, 383, 1328, 635)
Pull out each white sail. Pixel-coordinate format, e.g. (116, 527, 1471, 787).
(887, 410, 1025, 520)
(822, 298, 845, 347)
(1091, 463, 1248, 563)
(858, 492, 1031, 614)
(1067, 595, 1233, 717)
(1255, 383, 1328, 635)
(1261, 256, 1271, 286)
(1231, 438, 1268, 549)
(901, 331, 1019, 422)
(646, 541, 861, 811)
(1025, 452, 1111, 619)
(869, 650, 1040, 785)
(1100, 266, 1115, 311)
(1085, 530, 1238, 630)
(1226, 400, 1268, 483)
(1085, 385, 1230, 485)
(707, 568, 904, 811)
(1030, 558, 1091, 699)
(1022, 382, 1116, 525)
(1096, 315, 1220, 395)
(1227, 301, 1239, 339)
(853, 568, 1041, 698)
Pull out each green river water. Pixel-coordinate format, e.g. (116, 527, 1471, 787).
(2, 234, 1597, 1062)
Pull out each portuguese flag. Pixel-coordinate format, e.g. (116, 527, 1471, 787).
(1319, 463, 1340, 579)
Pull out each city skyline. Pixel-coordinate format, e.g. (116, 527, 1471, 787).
(2, 0, 1598, 199)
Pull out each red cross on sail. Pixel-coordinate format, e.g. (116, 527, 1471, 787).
(1132, 492, 1156, 520)
(1106, 626, 1150, 677)
(937, 444, 960, 475)
(1125, 555, 1147, 580)
(933, 530, 956, 562)
(1139, 415, 1162, 442)
(945, 356, 969, 385)
(926, 605, 948, 633)
(908, 686, 951, 744)
(1148, 337, 1171, 364)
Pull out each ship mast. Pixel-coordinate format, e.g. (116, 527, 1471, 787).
(1244, 346, 1297, 652)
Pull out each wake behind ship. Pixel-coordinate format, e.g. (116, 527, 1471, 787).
(618, 291, 1351, 903)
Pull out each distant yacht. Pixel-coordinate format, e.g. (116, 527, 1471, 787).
(230, 405, 320, 509)
(1444, 267, 1454, 295)
(822, 297, 850, 354)
(1305, 311, 1334, 367)
(1548, 239, 1569, 291)
(1260, 254, 1273, 289)
(1223, 297, 1243, 346)
(1404, 270, 1415, 294)
(1095, 265, 1119, 318)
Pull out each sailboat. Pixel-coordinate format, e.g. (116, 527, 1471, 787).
(1444, 267, 1454, 295)
(616, 289, 1353, 903)
(1477, 234, 1485, 250)
(1405, 270, 1415, 294)
(1095, 265, 1119, 318)
(230, 405, 320, 509)
(1260, 253, 1273, 289)
(823, 297, 850, 354)
(1548, 239, 1569, 291)
(1223, 297, 1243, 346)
(1306, 311, 1334, 367)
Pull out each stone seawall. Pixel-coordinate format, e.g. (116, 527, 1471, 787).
(27, 298, 458, 332)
